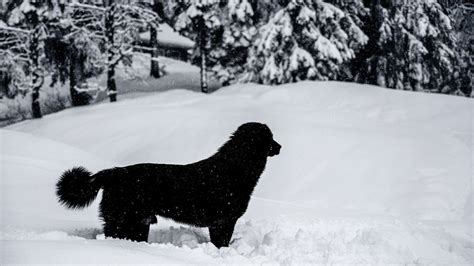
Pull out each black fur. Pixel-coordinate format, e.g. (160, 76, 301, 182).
(56, 122, 281, 248)
(56, 167, 98, 209)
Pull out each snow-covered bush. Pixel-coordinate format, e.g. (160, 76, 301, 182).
(0, 50, 31, 98)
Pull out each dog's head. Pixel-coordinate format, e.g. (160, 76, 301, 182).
(233, 122, 281, 157)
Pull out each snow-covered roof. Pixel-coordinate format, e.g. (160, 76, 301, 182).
(140, 23, 194, 49)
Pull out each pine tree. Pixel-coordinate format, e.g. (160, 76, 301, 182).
(450, 3, 472, 96)
(43, 2, 104, 107)
(3, 0, 101, 110)
(210, 0, 257, 85)
(249, 0, 283, 26)
(175, 0, 221, 93)
(326, 0, 369, 80)
(66, 1, 159, 102)
(327, 0, 368, 28)
(360, 0, 464, 94)
(2, 0, 60, 118)
(243, 0, 368, 85)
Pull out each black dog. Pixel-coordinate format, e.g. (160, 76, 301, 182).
(56, 122, 281, 248)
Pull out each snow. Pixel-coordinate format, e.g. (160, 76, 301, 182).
(1, 81, 473, 264)
(228, 0, 254, 22)
(314, 34, 344, 62)
(139, 23, 194, 49)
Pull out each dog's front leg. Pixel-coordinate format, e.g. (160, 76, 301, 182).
(208, 219, 237, 248)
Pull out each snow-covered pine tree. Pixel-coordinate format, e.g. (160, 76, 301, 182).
(37, 1, 105, 107)
(326, 0, 368, 80)
(2, 0, 60, 118)
(58, 13, 104, 105)
(243, 0, 368, 85)
(6, 0, 106, 107)
(175, 0, 221, 93)
(249, 0, 283, 26)
(209, 0, 257, 85)
(66, 1, 159, 102)
(326, 0, 368, 27)
(361, 0, 464, 94)
(450, 2, 472, 96)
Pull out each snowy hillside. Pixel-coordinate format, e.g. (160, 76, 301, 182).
(1, 82, 473, 264)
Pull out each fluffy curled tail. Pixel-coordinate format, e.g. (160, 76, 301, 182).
(56, 166, 101, 209)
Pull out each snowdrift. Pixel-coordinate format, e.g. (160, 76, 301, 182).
(2, 81, 473, 264)
(0, 130, 113, 231)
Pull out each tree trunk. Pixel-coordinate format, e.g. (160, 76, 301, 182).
(107, 66, 117, 102)
(70, 51, 89, 106)
(200, 26, 209, 93)
(105, 4, 117, 102)
(31, 72, 42, 118)
(30, 26, 43, 118)
(150, 26, 161, 78)
(201, 50, 208, 93)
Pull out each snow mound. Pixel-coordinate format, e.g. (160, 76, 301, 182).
(210, 218, 473, 264)
(8, 81, 472, 221)
(0, 130, 113, 231)
(2, 81, 473, 264)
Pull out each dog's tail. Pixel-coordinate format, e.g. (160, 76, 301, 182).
(56, 166, 103, 209)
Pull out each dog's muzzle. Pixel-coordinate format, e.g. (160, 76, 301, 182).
(268, 141, 281, 157)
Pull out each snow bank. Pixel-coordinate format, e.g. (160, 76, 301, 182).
(2, 81, 473, 264)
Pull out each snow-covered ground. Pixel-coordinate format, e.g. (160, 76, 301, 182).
(1, 81, 473, 264)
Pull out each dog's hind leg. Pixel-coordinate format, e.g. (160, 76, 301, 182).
(127, 220, 150, 242)
(209, 219, 237, 248)
(103, 219, 127, 240)
(102, 215, 151, 242)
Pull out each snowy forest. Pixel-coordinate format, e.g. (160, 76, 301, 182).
(0, 0, 472, 124)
